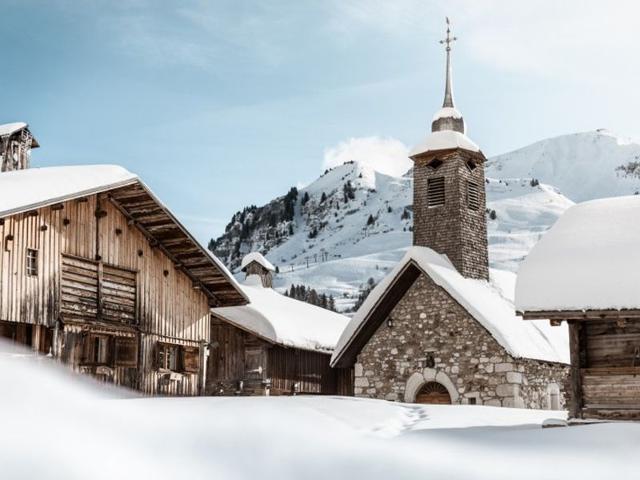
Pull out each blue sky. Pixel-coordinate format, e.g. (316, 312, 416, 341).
(3, 0, 640, 242)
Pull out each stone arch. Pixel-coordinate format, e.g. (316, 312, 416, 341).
(404, 369, 459, 404)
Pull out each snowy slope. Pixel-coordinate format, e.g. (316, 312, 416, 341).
(486, 129, 640, 201)
(3, 343, 640, 480)
(214, 130, 640, 311)
(266, 166, 572, 310)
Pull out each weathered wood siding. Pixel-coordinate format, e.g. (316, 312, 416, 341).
(578, 320, 640, 420)
(208, 316, 345, 396)
(0, 194, 210, 395)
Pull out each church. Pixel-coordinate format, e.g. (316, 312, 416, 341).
(330, 21, 569, 409)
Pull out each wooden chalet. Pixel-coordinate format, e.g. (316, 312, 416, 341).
(516, 196, 640, 420)
(0, 164, 247, 395)
(209, 253, 352, 396)
(0, 122, 38, 172)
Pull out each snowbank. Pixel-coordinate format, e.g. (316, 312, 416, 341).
(333, 246, 569, 366)
(212, 280, 350, 353)
(0, 165, 138, 217)
(2, 341, 639, 480)
(516, 195, 640, 312)
(410, 130, 480, 157)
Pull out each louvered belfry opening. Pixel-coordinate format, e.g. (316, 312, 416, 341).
(427, 177, 445, 207)
(466, 180, 480, 210)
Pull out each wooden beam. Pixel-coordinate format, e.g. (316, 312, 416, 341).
(568, 321, 584, 419)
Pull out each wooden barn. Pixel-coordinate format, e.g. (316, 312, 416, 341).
(208, 252, 352, 396)
(516, 196, 640, 420)
(0, 164, 247, 395)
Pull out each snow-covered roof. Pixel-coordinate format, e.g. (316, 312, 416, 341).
(432, 107, 463, 122)
(0, 165, 249, 306)
(212, 278, 350, 353)
(241, 251, 276, 272)
(516, 195, 640, 313)
(0, 122, 27, 137)
(410, 130, 480, 158)
(331, 246, 569, 367)
(0, 165, 138, 218)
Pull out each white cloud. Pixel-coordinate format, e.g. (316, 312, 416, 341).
(323, 136, 412, 177)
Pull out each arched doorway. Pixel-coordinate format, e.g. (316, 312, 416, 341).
(415, 381, 452, 404)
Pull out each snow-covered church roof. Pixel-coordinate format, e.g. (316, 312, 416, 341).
(409, 130, 480, 158)
(241, 251, 276, 272)
(516, 195, 640, 313)
(212, 277, 350, 353)
(331, 246, 569, 367)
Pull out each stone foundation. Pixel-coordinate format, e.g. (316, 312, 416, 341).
(353, 274, 569, 409)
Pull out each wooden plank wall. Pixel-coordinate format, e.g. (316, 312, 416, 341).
(208, 318, 344, 396)
(268, 346, 336, 395)
(0, 195, 211, 396)
(580, 319, 640, 419)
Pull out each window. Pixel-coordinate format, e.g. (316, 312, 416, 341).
(157, 343, 179, 371)
(93, 336, 111, 364)
(468, 397, 477, 405)
(81, 334, 113, 366)
(466, 181, 480, 211)
(26, 249, 38, 276)
(427, 177, 445, 207)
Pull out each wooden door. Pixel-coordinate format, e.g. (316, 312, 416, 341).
(415, 382, 452, 404)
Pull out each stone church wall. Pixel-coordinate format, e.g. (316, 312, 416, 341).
(353, 274, 569, 409)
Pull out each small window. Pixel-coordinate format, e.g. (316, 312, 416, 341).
(157, 343, 179, 371)
(427, 158, 443, 170)
(466, 181, 480, 211)
(81, 334, 113, 366)
(469, 397, 477, 405)
(93, 336, 111, 365)
(427, 177, 445, 207)
(26, 249, 38, 276)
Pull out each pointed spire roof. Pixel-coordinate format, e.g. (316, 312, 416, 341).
(431, 18, 465, 135)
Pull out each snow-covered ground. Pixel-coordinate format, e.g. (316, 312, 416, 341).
(3, 341, 638, 480)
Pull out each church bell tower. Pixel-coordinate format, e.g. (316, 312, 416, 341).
(410, 18, 489, 281)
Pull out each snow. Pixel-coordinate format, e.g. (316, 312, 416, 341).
(237, 161, 572, 311)
(0, 164, 248, 304)
(486, 130, 640, 202)
(432, 106, 463, 121)
(0, 165, 138, 217)
(241, 251, 276, 272)
(332, 246, 569, 366)
(212, 279, 350, 353)
(409, 130, 480, 157)
(516, 195, 640, 312)
(0, 121, 27, 137)
(3, 342, 639, 480)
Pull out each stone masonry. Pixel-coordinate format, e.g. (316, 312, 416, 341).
(353, 274, 569, 409)
(412, 150, 490, 281)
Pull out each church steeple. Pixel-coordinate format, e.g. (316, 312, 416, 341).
(431, 18, 466, 134)
(410, 18, 489, 281)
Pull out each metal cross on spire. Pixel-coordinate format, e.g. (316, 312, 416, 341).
(439, 17, 457, 52)
(439, 17, 457, 107)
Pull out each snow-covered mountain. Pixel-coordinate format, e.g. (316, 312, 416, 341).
(210, 129, 640, 311)
(211, 162, 573, 311)
(486, 129, 640, 201)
